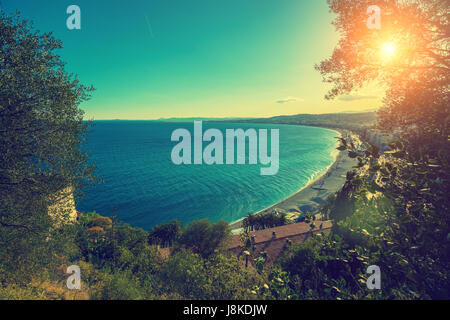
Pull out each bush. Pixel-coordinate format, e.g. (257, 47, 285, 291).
(161, 250, 260, 299)
(177, 219, 231, 258)
(91, 271, 144, 300)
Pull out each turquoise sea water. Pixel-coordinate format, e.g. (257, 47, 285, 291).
(77, 121, 338, 230)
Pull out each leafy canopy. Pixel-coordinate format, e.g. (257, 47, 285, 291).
(0, 13, 95, 280)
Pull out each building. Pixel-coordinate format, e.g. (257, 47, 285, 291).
(228, 221, 332, 265)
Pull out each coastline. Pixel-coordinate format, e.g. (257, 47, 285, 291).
(229, 128, 358, 231)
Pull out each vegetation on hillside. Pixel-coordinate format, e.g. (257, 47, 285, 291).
(1, 211, 267, 300)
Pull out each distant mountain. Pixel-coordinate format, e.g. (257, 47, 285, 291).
(227, 112, 377, 131)
(95, 112, 377, 130)
(339, 107, 379, 114)
(157, 117, 251, 122)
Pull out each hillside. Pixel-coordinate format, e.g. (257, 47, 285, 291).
(229, 112, 377, 130)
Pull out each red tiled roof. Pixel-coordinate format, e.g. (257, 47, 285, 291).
(229, 221, 332, 249)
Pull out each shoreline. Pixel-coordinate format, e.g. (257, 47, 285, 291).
(229, 128, 358, 230)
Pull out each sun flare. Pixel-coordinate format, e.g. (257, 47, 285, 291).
(381, 42, 397, 59)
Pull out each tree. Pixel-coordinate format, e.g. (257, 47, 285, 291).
(177, 219, 231, 258)
(316, 0, 449, 162)
(149, 220, 181, 247)
(0, 13, 95, 280)
(312, 0, 449, 299)
(316, 0, 448, 98)
(243, 212, 288, 232)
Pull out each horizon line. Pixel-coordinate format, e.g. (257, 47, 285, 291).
(83, 110, 378, 121)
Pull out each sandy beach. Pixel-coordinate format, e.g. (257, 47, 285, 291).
(229, 129, 358, 231)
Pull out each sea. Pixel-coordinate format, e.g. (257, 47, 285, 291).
(77, 121, 339, 230)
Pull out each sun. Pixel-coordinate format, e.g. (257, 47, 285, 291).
(381, 42, 397, 59)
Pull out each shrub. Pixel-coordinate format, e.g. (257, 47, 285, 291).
(177, 219, 231, 258)
(91, 271, 144, 300)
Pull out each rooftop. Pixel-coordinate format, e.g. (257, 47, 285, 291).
(229, 220, 332, 249)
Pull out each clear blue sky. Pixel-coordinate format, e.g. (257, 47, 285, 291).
(3, 0, 383, 119)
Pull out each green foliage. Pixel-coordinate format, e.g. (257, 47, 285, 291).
(161, 250, 258, 299)
(149, 220, 181, 247)
(177, 219, 231, 258)
(254, 255, 266, 275)
(91, 271, 144, 300)
(277, 174, 449, 299)
(322, 142, 449, 298)
(0, 12, 96, 282)
(78, 211, 100, 226)
(242, 211, 289, 232)
(266, 269, 293, 299)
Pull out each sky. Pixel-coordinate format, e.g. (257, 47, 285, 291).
(3, 0, 384, 120)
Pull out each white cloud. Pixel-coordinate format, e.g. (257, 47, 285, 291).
(276, 97, 304, 104)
